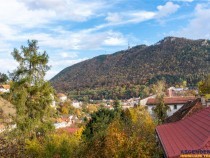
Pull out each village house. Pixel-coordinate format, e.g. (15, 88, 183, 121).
(54, 114, 80, 129)
(166, 86, 189, 96)
(58, 127, 79, 134)
(164, 98, 204, 123)
(146, 96, 195, 116)
(54, 122, 69, 129)
(72, 101, 82, 108)
(69, 115, 79, 124)
(0, 124, 16, 133)
(0, 85, 10, 93)
(122, 97, 140, 109)
(139, 95, 156, 106)
(156, 106, 210, 158)
(57, 93, 67, 102)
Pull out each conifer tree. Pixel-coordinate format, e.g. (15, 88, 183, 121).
(0, 73, 8, 83)
(9, 40, 54, 138)
(152, 80, 170, 124)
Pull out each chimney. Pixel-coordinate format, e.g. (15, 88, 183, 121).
(206, 99, 210, 107)
(167, 88, 173, 97)
(201, 95, 206, 106)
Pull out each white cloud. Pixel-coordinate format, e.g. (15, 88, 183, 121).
(103, 32, 127, 46)
(104, 11, 156, 26)
(60, 52, 78, 58)
(0, 24, 19, 40)
(0, 58, 18, 74)
(0, 0, 109, 43)
(0, 0, 56, 28)
(0, 0, 182, 80)
(175, 3, 210, 39)
(18, 0, 107, 22)
(0, 1, 180, 52)
(156, 2, 180, 18)
(106, 13, 122, 23)
(49, 58, 87, 67)
(46, 57, 87, 79)
(45, 70, 60, 80)
(102, 2, 179, 28)
(19, 29, 128, 50)
(0, 41, 12, 53)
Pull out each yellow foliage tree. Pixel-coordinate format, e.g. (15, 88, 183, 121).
(198, 74, 210, 98)
(25, 131, 81, 158)
(104, 120, 126, 158)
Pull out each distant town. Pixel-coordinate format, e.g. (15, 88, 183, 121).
(1, 76, 210, 157)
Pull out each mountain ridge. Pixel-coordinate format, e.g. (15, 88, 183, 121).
(51, 36, 210, 92)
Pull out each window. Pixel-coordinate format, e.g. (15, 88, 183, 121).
(174, 104, 177, 110)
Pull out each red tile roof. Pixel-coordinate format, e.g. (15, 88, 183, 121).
(58, 127, 79, 134)
(57, 93, 67, 97)
(156, 107, 210, 158)
(0, 85, 10, 89)
(0, 124, 5, 129)
(146, 96, 195, 105)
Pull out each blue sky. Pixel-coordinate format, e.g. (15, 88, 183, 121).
(0, 0, 210, 79)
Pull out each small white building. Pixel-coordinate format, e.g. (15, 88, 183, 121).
(146, 96, 195, 117)
(0, 124, 16, 133)
(57, 93, 67, 102)
(122, 97, 140, 108)
(54, 122, 69, 129)
(69, 115, 79, 124)
(54, 114, 80, 129)
(139, 95, 156, 106)
(0, 85, 10, 93)
(72, 101, 82, 108)
(167, 87, 189, 97)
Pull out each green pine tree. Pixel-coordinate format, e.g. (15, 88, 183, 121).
(153, 95, 169, 124)
(9, 40, 55, 138)
(152, 80, 170, 124)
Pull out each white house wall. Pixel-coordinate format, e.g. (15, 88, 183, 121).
(0, 88, 10, 93)
(140, 95, 156, 106)
(167, 104, 183, 116)
(147, 104, 184, 117)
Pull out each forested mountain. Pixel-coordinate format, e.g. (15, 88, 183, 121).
(51, 37, 210, 92)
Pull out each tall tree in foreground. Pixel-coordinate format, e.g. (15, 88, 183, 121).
(80, 107, 162, 158)
(152, 80, 170, 124)
(0, 73, 8, 84)
(9, 40, 54, 138)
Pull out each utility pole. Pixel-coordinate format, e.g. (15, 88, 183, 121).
(128, 42, 130, 50)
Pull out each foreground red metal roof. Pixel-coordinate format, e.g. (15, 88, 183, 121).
(156, 107, 210, 158)
(147, 96, 195, 105)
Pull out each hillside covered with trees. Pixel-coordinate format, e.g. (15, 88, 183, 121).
(0, 40, 162, 158)
(51, 37, 210, 93)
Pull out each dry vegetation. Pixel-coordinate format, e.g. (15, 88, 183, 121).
(0, 97, 16, 123)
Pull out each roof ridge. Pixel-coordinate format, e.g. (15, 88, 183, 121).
(156, 106, 210, 158)
(163, 106, 210, 126)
